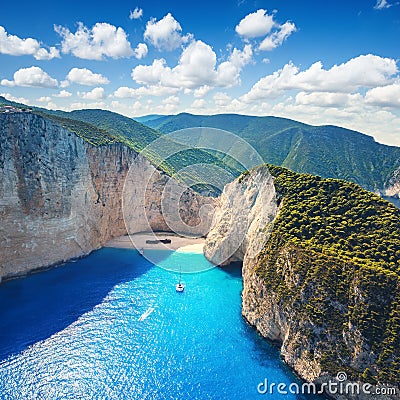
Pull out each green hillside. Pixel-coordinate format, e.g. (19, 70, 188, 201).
(0, 97, 243, 194)
(146, 113, 400, 193)
(254, 165, 400, 385)
(2, 96, 398, 195)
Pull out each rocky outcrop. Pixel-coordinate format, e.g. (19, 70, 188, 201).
(383, 167, 400, 198)
(0, 112, 213, 280)
(204, 166, 278, 266)
(204, 166, 399, 399)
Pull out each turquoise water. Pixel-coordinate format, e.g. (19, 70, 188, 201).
(0, 248, 323, 399)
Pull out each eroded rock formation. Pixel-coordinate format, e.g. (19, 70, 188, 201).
(0, 112, 213, 280)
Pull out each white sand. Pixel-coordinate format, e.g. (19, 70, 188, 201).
(105, 232, 205, 253)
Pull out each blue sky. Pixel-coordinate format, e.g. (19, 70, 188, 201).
(1, 0, 400, 145)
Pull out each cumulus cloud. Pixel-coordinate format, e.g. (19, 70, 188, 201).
(1, 66, 58, 88)
(64, 68, 110, 86)
(55, 22, 134, 60)
(365, 82, 400, 108)
(37, 96, 52, 102)
(259, 21, 296, 51)
(235, 10, 296, 51)
(235, 9, 275, 38)
(0, 93, 29, 104)
(113, 85, 178, 98)
(130, 7, 143, 19)
(162, 95, 179, 106)
(144, 13, 192, 51)
(295, 91, 362, 108)
(132, 41, 252, 90)
(241, 54, 398, 102)
(134, 42, 148, 59)
(191, 99, 206, 109)
(193, 85, 212, 98)
(213, 92, 231, 106)
(78, 87, 105, 100)
(68, 101, 106, 110)
(0, 26, 60, 60)
(53, 90, 72, 98)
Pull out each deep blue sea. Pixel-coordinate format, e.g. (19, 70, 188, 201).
(385, 196, 400, 209)
(0, 248, 324, 399)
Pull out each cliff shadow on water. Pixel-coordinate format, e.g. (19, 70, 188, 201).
(220, 261, 243, 279)
(0, 248, 151, 361)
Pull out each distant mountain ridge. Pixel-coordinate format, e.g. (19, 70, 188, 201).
(1, 97, 398, 197)
(133, 114, 167, 123)
(145, 113, 400, 197)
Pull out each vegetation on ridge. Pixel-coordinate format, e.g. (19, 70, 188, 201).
(0, 98, 244, 195)
(146, 113, 400, 193)
(254, 165, 400, 385)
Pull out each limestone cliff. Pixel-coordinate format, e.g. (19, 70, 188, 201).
(204, 166, 277, 266)
(383, 167, 400, 198)
(0, 112, 213, 280)
(204, 165, 400, 399)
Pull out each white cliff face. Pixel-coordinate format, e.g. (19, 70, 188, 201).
(204, 166, 278, 266)
(204, 166, 399, 400)
(0, 113, 213, 280)
(384, 167, 400, 198)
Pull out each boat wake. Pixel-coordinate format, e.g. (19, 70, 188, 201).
(138, 307, 155, 321)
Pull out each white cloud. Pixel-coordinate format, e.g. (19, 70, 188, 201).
(37, 96, 52, 102)
(241, 54, 398, 102)
(53, 90, 72, 98)
(213, 92, 231, 106)
(0, 26, 60, 60)
(144, 13, 192, 51)
(295, 91, 362, 108)
(0, 93, 29, 104)
(55, 22, 134, 60)
(235, 9, 275, 38)
(113, 85, 178, 98)
(365, 81, 400, 108)
(1, 66, 58, 88)
(134, 42, 148, 59)
(65, 68, 110, 86)
(194, 85, 212, 98)
(162, 95, 179, 106)
(68, 101, 106, 110)
(78, 87, 105, 100)
(235, 10, 296, 52)
(132, 41, 252, 90)
(374, 0, 391, 9)
(130, 7, 143, 20)
(191, 99, 207, 109)
(259, 21, 296, 51)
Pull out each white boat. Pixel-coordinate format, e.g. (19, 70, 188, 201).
(176, 265, 184, 292)
(176, 282, 185, 292)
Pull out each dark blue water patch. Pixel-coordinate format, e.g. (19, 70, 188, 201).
(383, 196, 400, 209)
(0, 248, 326, 399)
(0, 248, 152, 360)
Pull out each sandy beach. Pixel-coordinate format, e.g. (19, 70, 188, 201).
(105, 232, 205, 254)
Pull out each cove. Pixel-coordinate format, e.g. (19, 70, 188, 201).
(0, 248, 325, 399)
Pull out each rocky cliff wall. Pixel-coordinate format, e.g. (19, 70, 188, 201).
(0, 112, 213, 280)
(204, 166, 277, 266)
(384, 167, 400, 198)
(204, 166, 399, 399)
